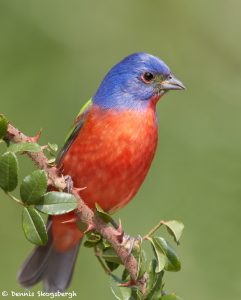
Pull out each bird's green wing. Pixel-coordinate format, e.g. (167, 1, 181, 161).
(56, 98, 92, 165)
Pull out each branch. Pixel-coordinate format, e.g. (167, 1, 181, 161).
(6, 122, 147, 293)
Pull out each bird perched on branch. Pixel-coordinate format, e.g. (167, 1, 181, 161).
(18, 52, 185, 292)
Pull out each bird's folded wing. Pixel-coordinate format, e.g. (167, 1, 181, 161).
(56, 98, 92, 165)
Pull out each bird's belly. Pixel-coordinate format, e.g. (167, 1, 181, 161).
(62, 108, 158, 213)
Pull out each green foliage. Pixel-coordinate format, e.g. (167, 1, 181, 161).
(83, 232, 102, 247)
(0, 114, 8, 140)
(46, 143, 58, 164)
(0, 118, 78, 247)
(151, 237, 181, 272)
(36, 191, 77, 215)
(20, 170, 48, 205)
(0, 152, 19, 192)
(95, 203, 113, 223)
(85, 219, 183, 299)
(146, 268, 163, 300)
(8, 142, 41, 153)
(22, 207, 48, 246)
(102, 247, 122, 264)
(162, 221, 184, 245)
(47, 143, 58, 153)
(150, 239, 166, 273)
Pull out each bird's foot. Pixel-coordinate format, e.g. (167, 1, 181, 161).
(64, 175, 74, 193)
(123, 235, 142, 256)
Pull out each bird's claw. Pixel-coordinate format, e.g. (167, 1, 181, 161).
(123, 235, 142, 257)
(64, 175, 74, 193)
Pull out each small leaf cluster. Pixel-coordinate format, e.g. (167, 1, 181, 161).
(0, 115, 77, 246)
(85, 205, 184, 300)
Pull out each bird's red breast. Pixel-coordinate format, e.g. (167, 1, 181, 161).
(52, 100, 158, 251)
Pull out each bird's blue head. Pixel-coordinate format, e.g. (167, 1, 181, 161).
(93, 52, 185, 110)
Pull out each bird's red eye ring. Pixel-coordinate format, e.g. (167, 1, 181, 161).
(141, 72, 154, 83)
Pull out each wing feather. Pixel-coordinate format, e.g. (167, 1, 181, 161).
(56, 99, 92, 165)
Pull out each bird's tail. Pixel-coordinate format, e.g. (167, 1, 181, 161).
(17, 219, 81, 292)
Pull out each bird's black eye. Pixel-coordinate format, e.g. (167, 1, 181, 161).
(142, 72, 154, 83)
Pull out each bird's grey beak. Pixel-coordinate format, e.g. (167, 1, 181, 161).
(160, 75, 186, 91)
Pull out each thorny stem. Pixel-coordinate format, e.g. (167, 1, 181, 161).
(6, 122, 148, 295)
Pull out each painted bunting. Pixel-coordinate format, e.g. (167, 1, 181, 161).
(18, 53, 185, 292)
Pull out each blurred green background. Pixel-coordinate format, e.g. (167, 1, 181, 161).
(1, 0, 241, 299)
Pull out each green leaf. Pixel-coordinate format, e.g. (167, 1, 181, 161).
(146, 270, 164, 300)
(153, 237, 181, 272)
(146, 259, 157, 294)
(146, 269, 164, 300)
(36, 191, 77, 215)
(106, 261, 120, 272)
(48, 143, 58, 153)
(119, 287, 132, 300)
(83, 240, 97, 248)
(161, 294, 183, 300)
(20, 170, 48, 205)
(83, 234, 101, 248)
(0, 152, 18, 192)
(22, 207, 48, 245)
(0, 114, 8, 140)
(76, 219, 88, 232)
(102, 247, 122, 264)
(134, 290, 144, 300)
(163, 220, 184, 244)
(150, 238, 166, 273)
(110, 275, 134, 300)
(48, 157, 56, 164)
(95, 203, 113, 223)
(110, 273, 123, 284)
(122, 268, 130, 281)
(8, 142, 41, 153)
(137, 250, 147, 279)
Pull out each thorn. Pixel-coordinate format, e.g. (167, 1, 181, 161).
(118, 279, 136, 287)
(29, 129, 42, 143)
(47, 179, 52, 187)
(74, 186, 87, 192)
(117, 219, 123, 233)
(114, 220, 124, 243)
(84, 224, 95, 233)
(61, 216, 79, 224)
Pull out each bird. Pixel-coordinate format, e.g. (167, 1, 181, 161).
(17, 52, 185, 292)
